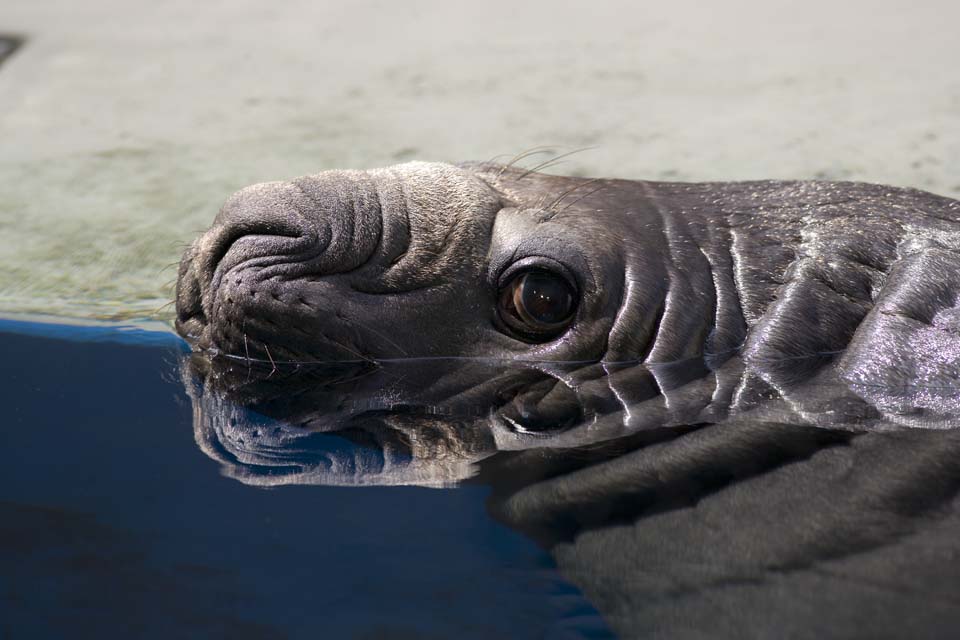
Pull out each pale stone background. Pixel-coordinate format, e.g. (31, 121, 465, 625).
(1, 0, 957, 320)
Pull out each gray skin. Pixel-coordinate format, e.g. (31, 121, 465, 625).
(176, 161, 960, 638)
(177, 161, 960, 431)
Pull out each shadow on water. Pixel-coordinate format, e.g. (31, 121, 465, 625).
(0, 321, 611, 640)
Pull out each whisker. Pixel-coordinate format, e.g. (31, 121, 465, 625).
(328, 365, 383, 387)
(517, 146, 597, 179)
(263, 342, 277, 378)
(158, 261, 182, 275)
(151, 300, 176, 317)
(552, 184, 608, 218)
(483, 152, 513, 166)
(526, 158, 569, 176)
(325, 334, 377, 365)
(496, 146, 556, 178)
(243, 329, 253, 382)
(347, 316, 409, 357)
(545, 177, 604, 212)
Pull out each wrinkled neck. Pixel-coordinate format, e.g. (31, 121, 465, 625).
(605, 183, 747, 370)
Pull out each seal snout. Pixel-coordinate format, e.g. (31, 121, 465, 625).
(174, 180, 324, 346)
(174, 244, 207, 341)
(202, 181, 321, 282)
(175, 172, 392, 363)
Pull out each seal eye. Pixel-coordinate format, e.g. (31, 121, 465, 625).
(498, 269, 577, 341)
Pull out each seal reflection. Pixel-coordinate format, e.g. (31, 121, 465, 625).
(181, 349, 960, 639)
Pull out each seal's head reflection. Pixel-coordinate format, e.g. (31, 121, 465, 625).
(182, 350, 614, 487)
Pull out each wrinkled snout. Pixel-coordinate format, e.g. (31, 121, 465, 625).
(175, 181, 320, 343)
(174, 171, 385, 359)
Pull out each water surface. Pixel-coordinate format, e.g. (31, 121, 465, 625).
(0, 322, 610, 639)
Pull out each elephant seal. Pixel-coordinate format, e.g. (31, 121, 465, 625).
(175, 161, 960, 638)
(176, 161, 960, 433)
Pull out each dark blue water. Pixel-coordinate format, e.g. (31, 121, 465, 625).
(0, 320, 611, 639)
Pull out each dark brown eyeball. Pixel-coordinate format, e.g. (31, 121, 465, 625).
(497, 269, 577, 341)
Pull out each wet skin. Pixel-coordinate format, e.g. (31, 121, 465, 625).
(176, 162, 960, 638)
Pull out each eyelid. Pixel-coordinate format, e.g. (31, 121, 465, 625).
(496, 256, 579, 294)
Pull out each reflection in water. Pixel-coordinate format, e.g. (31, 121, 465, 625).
(183, 347, 960, 637)
(2, 327, 602, 639)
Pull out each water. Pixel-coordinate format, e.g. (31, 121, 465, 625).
(0, 323, 612, 638)
(4, 2, 960, 636)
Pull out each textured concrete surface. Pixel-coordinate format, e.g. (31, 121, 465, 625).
(0, 0, 957, 320)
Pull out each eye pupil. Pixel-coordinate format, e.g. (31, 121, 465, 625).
(519, 272, 572, 323)
(498, 268, 578, 341)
